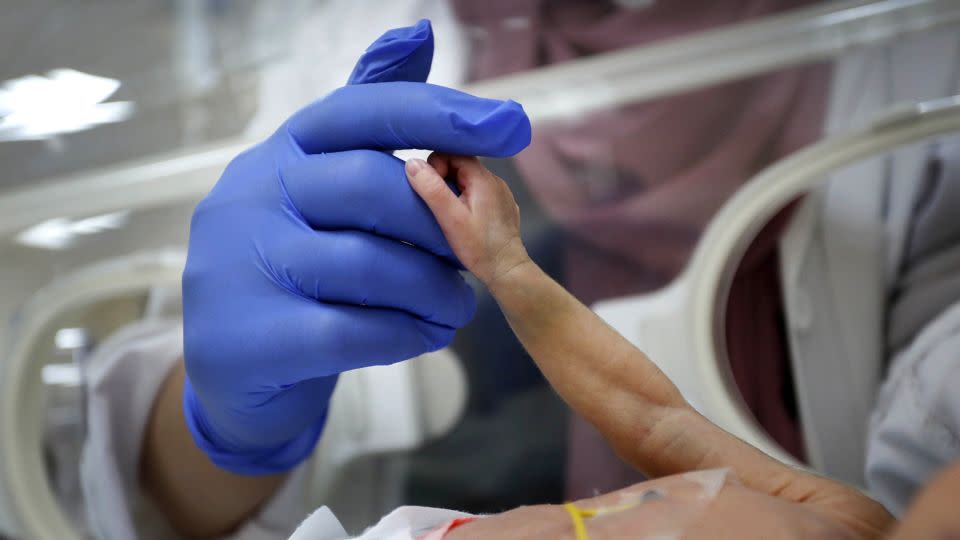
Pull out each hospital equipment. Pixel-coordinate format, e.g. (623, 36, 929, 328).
(0, 0, 957, 537)
(594, 95, 960, 468)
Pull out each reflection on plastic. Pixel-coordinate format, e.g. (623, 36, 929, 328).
(15, 211, 129, 250)
(0, 69, 134, 142)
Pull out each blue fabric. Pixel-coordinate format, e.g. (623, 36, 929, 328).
(182, 19, 531, 474)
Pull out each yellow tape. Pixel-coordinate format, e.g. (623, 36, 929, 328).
(565, 497, 651, 539)
(563, 502, 589, 540)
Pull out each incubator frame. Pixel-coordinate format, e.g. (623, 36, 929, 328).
(595, 96, 960, 468)
(0, 251, 185, 539)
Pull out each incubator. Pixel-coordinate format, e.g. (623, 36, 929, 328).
(0, 0, 958, 538)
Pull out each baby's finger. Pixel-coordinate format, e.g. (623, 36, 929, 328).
(427, 152, 451, 178)
(406, 158, 469, 229)
(444, 155, 496, 195)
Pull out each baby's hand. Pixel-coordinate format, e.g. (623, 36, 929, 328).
(406, 154, 530, 289)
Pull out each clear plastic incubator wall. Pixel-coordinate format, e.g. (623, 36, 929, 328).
(0, 1, 958, 539)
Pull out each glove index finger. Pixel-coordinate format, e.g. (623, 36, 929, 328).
(286, 82, 531, 157)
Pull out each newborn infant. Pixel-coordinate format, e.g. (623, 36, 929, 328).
(401, 155, 892, 539)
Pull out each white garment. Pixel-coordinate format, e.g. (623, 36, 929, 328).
(81, 319, 471, 540)
(81, 319, 315, 540)
(866, 301, 960, 517)
(780, 26, 960, 511)
(291, 507, 473, 540)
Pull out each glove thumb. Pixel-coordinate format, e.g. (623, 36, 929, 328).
(347, 19, 434, 85)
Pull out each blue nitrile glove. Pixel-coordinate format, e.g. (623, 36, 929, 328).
(181, 19, 531, 475)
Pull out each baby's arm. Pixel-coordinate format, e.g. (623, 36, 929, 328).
(408, 153, 893, 539)
(406, 155, 767, 482)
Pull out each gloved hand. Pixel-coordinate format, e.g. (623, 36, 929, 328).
(182, 19, 531, 475)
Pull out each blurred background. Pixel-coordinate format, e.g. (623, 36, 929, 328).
(0, 0, 958, 538)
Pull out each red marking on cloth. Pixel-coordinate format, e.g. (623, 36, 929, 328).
(416, 517, 479, 539)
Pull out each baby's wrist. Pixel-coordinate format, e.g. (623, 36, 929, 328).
(485, 242, 535, 295)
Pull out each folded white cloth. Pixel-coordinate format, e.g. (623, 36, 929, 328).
(291, 506, 472, 540)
